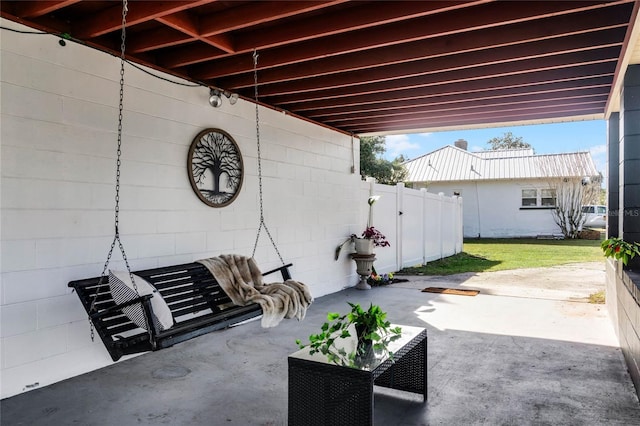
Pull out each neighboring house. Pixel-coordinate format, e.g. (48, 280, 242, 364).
(404, 141, 599, 238)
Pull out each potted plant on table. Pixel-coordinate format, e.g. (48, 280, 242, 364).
(295, 303, 402, 367)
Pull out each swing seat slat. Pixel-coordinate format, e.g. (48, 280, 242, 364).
(69, 262, 293, 361)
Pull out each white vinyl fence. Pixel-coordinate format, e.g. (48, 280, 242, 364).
(358, 180, 463, 274)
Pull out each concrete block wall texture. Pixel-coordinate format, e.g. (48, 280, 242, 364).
(0, 19, 360, 398)
(606, 62, 640, 400)
(608, 113, 620, 238)
(620, 64, 640, 253)
(607, 263, 640, 399)
(0, 19, 462, 399)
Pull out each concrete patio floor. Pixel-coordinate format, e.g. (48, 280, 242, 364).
(2, 263, 639, 425)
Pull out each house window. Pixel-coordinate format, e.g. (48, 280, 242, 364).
(541, 189, 556, 206)
(521, 189, 537, 207)
(522, 188, 556, 208)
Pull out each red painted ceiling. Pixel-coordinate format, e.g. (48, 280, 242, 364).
(2, 1, 638, 135)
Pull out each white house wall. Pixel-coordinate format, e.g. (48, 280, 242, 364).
(0, 19, 362, 398)
(425, 180, 559, 238)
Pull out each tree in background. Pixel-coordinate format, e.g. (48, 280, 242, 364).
(487, 132, 533, 151)
(360, 136, 407, 184)
(539, 156, 602, 238)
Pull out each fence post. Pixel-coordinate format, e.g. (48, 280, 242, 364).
(439, 192, 444, 259)
(396, 182, 404, 271)
(458, 196, 464, 253)
(420, 188, 427, 265)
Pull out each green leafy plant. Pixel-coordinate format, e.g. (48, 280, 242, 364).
(296, 303, 401, 367)
(601, 237, 640, 266)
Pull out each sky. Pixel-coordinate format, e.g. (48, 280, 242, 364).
(382, 120, 608, 177)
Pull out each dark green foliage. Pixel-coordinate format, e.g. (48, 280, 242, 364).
(360, 136, 407, 184)
(296, 303, 402, 367)
(601, 237, 640, 265)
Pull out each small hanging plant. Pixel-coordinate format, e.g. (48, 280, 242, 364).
(296, 303, 401, 367)
(601, 237, 640, 265)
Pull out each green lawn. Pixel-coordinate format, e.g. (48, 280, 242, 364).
(399, 238, 604, 275)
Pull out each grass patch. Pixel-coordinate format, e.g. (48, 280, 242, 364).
(400, 252, 500, 275)
(399, 238, 604, 276)
(589, 290, 606, 304)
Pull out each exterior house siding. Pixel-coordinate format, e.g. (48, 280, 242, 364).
(424, 180, 558, 238)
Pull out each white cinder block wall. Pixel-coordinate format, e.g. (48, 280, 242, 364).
(0, 20, 363, 398)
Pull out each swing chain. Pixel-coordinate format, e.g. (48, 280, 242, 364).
(251, 50, 284, 265)
(89, 0, 151, 344)
(100, 0, 135, 285)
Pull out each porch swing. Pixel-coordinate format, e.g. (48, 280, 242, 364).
(68, 1, 309, 362)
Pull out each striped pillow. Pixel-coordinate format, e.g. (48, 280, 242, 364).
(109, 270, 174, 332)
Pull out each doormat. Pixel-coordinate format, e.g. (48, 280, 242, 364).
(421, 287, 480, 296)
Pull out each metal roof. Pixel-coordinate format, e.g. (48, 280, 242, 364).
(404, 146, 599, 183)
(474, 148, 534, 158)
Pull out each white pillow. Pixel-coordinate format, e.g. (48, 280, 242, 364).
(109, 270, 174, 332)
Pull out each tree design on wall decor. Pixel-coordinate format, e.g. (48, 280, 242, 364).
(188, 128, 243, 207)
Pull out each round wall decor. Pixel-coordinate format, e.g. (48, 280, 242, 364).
(187, 128, 244, 207)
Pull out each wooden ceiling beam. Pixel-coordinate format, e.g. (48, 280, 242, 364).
(159, 44, 227, 68)
(1, 0, 635, 135)
(313, 87, 611, 121)
(217, 15, 628, 88)
(350, 107, 605, 134)
(307, 81, 611, 118)
(227, 30, 624, 95)
(177, 1, 487, 73)
(265, 48, 619, 105)
(325, 96, 608, 127)
(231, 0, 489, 50)
(123, 1, 351, 60)
(13, 0, 81, 18)
(199, 0, 350, 36)
(157, 11, 234, 53)
(128, 27, 193, 53)
(156, 11, 199, 35)
(191, 0, 631, 79)
(72, 0, 214, 39)
(281, 65, 614, 111)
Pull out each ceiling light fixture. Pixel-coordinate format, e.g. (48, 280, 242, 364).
(209, 89, 222, 108)
(226, 91, 239, 105)
(209, 88, 239, 107)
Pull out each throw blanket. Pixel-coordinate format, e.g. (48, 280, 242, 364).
(197, 255, 313, 328)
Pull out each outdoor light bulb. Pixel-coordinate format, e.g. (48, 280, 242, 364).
(209, 92, 222, 108)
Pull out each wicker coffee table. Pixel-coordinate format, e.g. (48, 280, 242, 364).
(288, 325, 427, 426)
